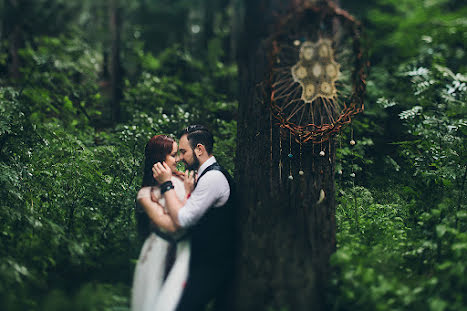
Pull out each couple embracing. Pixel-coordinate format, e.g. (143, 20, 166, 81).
(131, 125, 235, 311)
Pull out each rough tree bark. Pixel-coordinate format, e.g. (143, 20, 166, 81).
(232, 1, 336, 310)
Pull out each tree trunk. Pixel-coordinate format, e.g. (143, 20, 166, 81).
(232, 1, 336, 310)
(228, 0, 243, 64)
(109, 0, 122, 124)
(8, 24, 20, 80)
(202, 0, 214, 51)
(6, 0, 21, 80)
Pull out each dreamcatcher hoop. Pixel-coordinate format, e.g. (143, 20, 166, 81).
(267, 1, 367, 144)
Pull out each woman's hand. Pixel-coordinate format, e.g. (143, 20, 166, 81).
(152, 162, 172, 184)
(149, 187, 168, 214)
(184, 170, 196, 196)
(150, 186, 160, 202)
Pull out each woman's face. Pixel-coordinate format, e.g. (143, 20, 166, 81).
(165, 141, 179, 173)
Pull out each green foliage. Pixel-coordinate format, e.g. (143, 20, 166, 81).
(0, 2, 237, 309)
(331, 1, 466, 309)
(357, 0, 467, 64)
(397, 64, 466, 184)
(1, 0, 465, 310)
(18, 35, 101, 126)
(332, 185, 467, 311)
(0, 91, 138, 310)
(122, 44, 238, 173)
(40, 283, 129, 311)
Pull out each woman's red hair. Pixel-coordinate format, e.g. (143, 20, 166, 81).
(141, 135, 175, 187)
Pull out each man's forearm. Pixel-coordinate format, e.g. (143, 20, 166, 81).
(163, 189, 184, 227)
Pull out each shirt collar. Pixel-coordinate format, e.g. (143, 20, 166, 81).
(197, 156, 216, 177)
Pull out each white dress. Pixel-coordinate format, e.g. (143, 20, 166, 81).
(131, 176, 190, 311)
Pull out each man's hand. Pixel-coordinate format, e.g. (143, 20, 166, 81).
(150, 186, 161, 202)
(152, 162, 172, 184)
(149, 188, 168, 214)
(184, 170, 196, 195)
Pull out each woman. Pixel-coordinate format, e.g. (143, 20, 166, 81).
(131, 135, 194, 311)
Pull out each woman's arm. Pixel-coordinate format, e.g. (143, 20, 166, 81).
(136, 171, 193, 232)
(137, 197, 178, 233)
(152, 167, 196, 228)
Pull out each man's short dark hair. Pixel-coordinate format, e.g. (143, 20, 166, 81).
(180, 125, 214, 154)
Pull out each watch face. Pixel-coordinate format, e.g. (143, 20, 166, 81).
(267, 6, 366, 144)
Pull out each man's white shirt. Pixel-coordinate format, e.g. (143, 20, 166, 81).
(178, 156, 230, 228)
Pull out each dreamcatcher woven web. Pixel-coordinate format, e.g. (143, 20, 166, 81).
(268, 1, 366, 144)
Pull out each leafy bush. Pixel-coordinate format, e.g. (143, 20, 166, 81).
(0, 21, 237, 309)
(331, 35, 466, 311)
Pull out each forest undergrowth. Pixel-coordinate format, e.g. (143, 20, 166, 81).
(0, 0, 466, 310)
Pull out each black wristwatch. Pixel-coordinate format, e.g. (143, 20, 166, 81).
(160, 181, 174, 194)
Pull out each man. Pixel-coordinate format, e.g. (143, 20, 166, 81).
(153, 125, 235, 311)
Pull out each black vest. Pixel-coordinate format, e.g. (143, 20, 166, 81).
(189, 162, 235, 267)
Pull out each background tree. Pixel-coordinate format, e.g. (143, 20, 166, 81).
(232, 1, 340, 310)
(4, 0, 21, 79)
(108, 0, 122, 124)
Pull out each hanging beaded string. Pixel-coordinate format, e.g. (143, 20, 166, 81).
(350, 125, 358, 230)
(311, 137, 315, 175)
(338, 134, 343, 177)
(288, 130, 293, 180)
(320, 109, 325, 157)
(350, 125, 356, 181)
(270, 109, 273, 191)
(312, 135, 315, 156)
(299, 133, 304, 176)
(279, 128, 283, 185)
(319, 142, 325, 157)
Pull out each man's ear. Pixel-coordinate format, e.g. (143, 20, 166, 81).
(196, 143, 205, 156)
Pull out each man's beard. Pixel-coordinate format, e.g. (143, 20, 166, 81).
(184, 152, 200, 171)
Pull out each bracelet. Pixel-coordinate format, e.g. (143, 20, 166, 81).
(160, 181, 174, 195)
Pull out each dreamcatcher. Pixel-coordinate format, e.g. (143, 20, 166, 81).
(266, 0, 366, 180)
